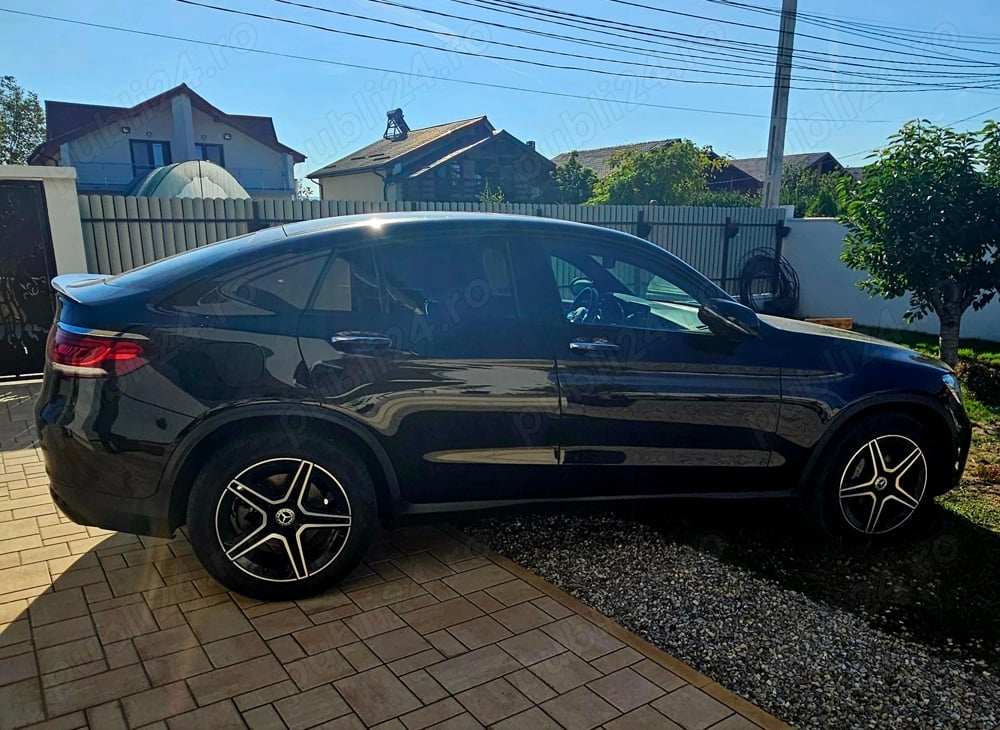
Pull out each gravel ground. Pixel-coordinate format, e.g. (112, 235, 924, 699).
(462, 511, 1000, 730)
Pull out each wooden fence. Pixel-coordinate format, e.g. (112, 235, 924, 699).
(78, 196, 785, 294)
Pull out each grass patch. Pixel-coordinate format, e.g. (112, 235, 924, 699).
(855, 324, 1000, 363)
(938, 492, 1000, 532)
(965, 397, 1000, 427)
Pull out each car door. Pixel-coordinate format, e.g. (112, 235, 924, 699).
(523, 230, 784, 496)
(297, 225, 561, 505)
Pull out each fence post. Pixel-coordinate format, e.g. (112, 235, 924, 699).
(249, 199, 265, 232)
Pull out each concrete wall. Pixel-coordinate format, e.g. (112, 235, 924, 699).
(318, 172, 388, 202)
(783, 218, 1000, 342)
(0, 166, 86, 275)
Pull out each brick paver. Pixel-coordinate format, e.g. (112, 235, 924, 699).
(0, 383, 788, 729)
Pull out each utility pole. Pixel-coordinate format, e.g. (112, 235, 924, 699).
(762, 0, 797, 209)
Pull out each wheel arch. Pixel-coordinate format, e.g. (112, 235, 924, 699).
(795, 392, 959, 496)
(163, 403, 400, 532)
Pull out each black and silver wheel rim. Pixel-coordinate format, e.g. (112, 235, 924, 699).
(838, 434, 927, 535)
(214, 458, 352, 582)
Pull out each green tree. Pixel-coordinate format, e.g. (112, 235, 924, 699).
(588, 140, 722, 205)
(551, 151, 598, 203)
(840, 120, 1000, 366)
(781, 165, 849, 217)
(0, 76, 45, 165)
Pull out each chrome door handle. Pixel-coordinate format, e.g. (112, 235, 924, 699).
(569, 340, 620, 352)
(330, 333, 392, 348)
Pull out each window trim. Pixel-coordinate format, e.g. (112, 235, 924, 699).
(196, 142, 226, 167)
(129, 139, 173, 178)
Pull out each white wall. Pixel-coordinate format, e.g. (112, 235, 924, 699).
(66, 108, 176, 190)
(0, 166, 86, 275)
(190, 108, 291, 195)
(784, 218, 1000, 342)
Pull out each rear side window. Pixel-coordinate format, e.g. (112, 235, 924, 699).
(164, 253, 327, 315)
(310, 246, 381, 313)
(375, 235, 517, 321)
(106, 226, 287, 290)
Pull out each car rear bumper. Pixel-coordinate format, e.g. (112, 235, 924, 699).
(35, 370, 185, 538)
(48, 478, 173, 537)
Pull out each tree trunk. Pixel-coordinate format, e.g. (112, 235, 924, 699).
(938, 311, 962, 368)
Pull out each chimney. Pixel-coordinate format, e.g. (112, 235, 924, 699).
(526, 140, 536, 150)
(384, 109, 410, 141)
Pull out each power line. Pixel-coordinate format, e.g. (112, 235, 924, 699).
(839, 104, 1000, 162)
(278, 0, 996, 85)
(176, 0, 1000, 91)
(702, 0, 1000, 47)
(472, 0, 998, 67)
(452, 0, 1000, 71)
(0, 7, 925, 125)
(604, 0, 1000, 66)
(352, 0, 1000, 81)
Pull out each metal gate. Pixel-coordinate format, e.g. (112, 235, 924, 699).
(0, 180, 57, 377)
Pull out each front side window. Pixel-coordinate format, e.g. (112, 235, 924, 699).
(197, 143, 225, 167)
(130, 140, 172, 177)
(547, 243, 710, 333)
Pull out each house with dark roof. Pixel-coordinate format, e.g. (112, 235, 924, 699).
(28, 83, 305, 197)
(550, 139, 681, 178)
(709, 152, 843, 192)
(308, 110, 556, 203)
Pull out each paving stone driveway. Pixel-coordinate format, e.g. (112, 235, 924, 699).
(0, 383, 786, 730)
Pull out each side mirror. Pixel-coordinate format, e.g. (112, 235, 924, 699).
(698, 298, 761, 339)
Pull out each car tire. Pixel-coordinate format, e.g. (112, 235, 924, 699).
(185, 429, 377, 600)
(809, 413, 939, 540)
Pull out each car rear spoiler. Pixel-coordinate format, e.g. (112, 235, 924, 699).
(50, 274, 114, 304)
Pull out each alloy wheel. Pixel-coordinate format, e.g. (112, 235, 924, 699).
(838, 434, 927, 535)
(214, 458, 352, 582)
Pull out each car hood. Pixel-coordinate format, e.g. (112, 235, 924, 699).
(758, 315, 952, 371)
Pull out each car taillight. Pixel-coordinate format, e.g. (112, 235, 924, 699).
(46, 325, 149, 378)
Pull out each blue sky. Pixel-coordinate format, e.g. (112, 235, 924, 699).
(3, 0, 999, 182)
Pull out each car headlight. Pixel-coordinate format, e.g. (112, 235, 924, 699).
(942, 373, 963, 404)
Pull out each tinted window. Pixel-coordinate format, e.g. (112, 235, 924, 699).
(106, 226, 287, 291)
(375, 236, 517, 322)
(310, 246, 381, 313)
(548, 244, 709, 333)
(165, 252, 326, 315)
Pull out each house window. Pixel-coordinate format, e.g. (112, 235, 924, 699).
(130, 140, 172, 178)
(197, 143, 225, 167)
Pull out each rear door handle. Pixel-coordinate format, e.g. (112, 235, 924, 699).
(569, 339, 620, 352)
(330, 332, 392, 348)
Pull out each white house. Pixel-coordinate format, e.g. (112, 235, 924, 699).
(28, 83, 305, 198)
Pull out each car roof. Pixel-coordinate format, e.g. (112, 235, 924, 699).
(280, 211, 624, 240)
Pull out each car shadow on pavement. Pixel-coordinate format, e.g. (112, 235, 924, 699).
(628, 498, 1000, 673)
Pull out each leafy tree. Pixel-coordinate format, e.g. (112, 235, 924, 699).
(781, 165, 849, 217)
(295, 178, 316, 200)
(551, 151, 598, 203)
(840, 120, 1000, 366)
(0, 76, 45, 165)
(588, 140, 723, 205)
(689, 188, 756, 207)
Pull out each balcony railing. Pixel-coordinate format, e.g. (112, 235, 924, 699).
(72, 161, 291, 194)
